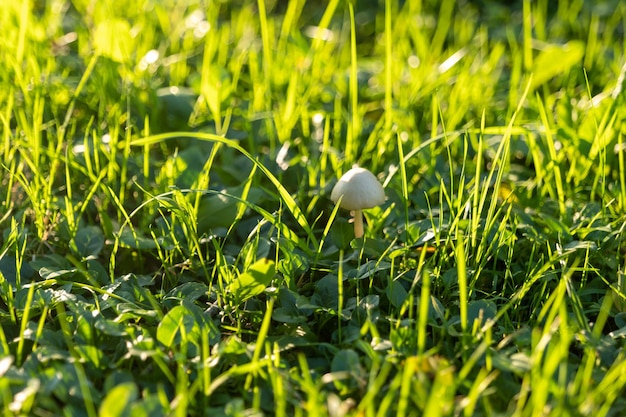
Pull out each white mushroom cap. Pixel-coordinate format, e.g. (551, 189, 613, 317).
(330, 167, 385, 210)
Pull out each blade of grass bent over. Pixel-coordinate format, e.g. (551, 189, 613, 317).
(129, 132, 318, 250)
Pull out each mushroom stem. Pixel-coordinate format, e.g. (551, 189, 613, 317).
(353, 210, 364, 238)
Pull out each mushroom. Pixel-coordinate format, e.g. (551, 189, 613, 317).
(330, 166, 385, 238)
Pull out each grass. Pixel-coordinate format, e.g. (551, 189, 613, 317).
(1, 0, 626, 415)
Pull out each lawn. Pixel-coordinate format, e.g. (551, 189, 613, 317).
(1, 0, 626, 415)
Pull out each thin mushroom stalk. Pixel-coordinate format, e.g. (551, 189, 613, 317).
(352, 209, 364, 238)
(331, 167, 385, 239)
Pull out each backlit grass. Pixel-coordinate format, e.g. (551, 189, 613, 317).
(2, 0, 626, 416)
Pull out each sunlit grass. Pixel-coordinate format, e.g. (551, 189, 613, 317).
(1, 0, 626, 415)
